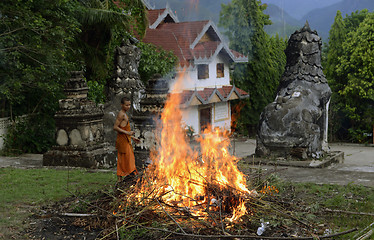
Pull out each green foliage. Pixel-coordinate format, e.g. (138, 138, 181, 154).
(0, 168, 115, 204)
(0, 0, 81, 153)
(87, 80, 106, 104)
(325, 10, 374, 142)
(2, 114, 56, 155)
(120, 227, 149, 240)
(0, 0, 148, 152)
(137, 42, 178, 84)
(0, 0, 81, 116)
(219, 0, 287, 135)
(72, 0, 147, 86)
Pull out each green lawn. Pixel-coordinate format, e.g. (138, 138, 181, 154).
(272, 180, 374, 239)
(1, 167, 373, 239)
(0, 167, 116, 239)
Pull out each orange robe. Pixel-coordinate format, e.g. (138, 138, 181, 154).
(115, 122, 137, 177)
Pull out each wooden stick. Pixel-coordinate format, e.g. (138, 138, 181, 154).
(353, 221, 374, 239)
(155, 197, 187, 234)
(126, 219, 357, 239)
(325, 208, 374, 216)
(356, 230, 373, 240)
(59, 213, 97, 217)
(115, 221, 119, 240)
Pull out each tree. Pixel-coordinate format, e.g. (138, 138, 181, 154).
(137, 42, 178, 85)
(335, 12, 374, 142)
(324, 9, 372, 142)
(72, 0, 147, 102)
(0, 0, 82, 153)
(325, 11, 346, 83)
(0, 0, 80, 117)
(219, 0, 287, 135)
(324, 11, 348, 140)
(0, 0, 148, 153)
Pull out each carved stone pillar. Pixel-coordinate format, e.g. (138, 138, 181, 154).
(103, 39, 145, 164)
(132, 75, 169, 167)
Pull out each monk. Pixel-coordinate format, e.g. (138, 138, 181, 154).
(113, 97, 139, 182)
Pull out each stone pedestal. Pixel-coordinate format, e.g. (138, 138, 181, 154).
(43, 71, 115, 168)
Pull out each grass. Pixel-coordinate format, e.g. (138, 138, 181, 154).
(273, 180, 374, 239)
(0, 167, 116, 239)
(1, 166, 374, 239)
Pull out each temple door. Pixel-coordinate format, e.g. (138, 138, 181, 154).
(199, 107, 211, 133)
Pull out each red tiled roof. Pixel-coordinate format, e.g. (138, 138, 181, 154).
(147, 9, 166, 26)
(171, 86, 249, 106)
(143, 5, 248, 66)
(179, 90, 194, 103)
(143, 28, 193, 67)
(218, 86, 234, 98)
(231, 49, 247, 59)
(192, 41, 220, 59)
(199, 88, 214, 101)
(143, 21, 225, 67)
(236, 87, 248, 96)
(158, 21, 209, 45)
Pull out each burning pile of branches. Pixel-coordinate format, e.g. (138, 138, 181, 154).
(87, 79, 355, 239)
(99, 84, 277, 238)
(61, 77, 357, 239)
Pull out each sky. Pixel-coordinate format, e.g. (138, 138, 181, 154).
(262, 0, 343, 20)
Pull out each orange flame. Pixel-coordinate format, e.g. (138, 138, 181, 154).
(231, 101, 246, 133)
(135, 71, 251, 221)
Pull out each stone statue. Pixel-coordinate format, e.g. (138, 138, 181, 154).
(103, 38, 145, 165)
(256, 22, 331, 159)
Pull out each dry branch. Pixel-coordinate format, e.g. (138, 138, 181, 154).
(125, 219, 357, 239)
(59, 213, 97, 217)
(325, 208, 374, 216)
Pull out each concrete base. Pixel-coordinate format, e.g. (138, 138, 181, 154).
(134, 149, 151, 170)
(242, 151, 344, 168)
(43, 144, 116, 168)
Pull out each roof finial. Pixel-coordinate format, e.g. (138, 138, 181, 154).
(302, 20, 311, 32)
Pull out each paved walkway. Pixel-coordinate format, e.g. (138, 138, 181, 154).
(232, 139, 374, 187)
(1, 139, 373, 187)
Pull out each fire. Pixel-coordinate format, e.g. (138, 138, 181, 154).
(134, 71, 252, 221)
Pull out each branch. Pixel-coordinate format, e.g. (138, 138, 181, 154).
(19, 50, 47, 66)
(59, 213, 97, 217)
(126, 220, 357, 239)
(0, 27, 26, 37)
(325, 208, 374, 216)
(155, 197, 187, 234)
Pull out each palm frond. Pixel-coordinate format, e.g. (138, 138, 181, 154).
(78, 8, 130, 27)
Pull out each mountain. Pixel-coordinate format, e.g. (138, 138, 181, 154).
(262, 0, 343, 20)
(147, 0, 231, 23)
(301, 0, 374, 41)
(263, 4, 303, 37)
(147, 0, 302, 38)
(146, 0, 374, 43)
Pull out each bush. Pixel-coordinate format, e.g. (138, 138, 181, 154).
(2, 114, 55, 155)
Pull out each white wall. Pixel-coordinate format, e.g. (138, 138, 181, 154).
(171, 53, 233, 134)
(180, 102, 232, 135)
(172, 54, 231, 92)
(0, 117, 10, 150)
(212, 102, 231, 131)
(180, 106, 199, 135)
